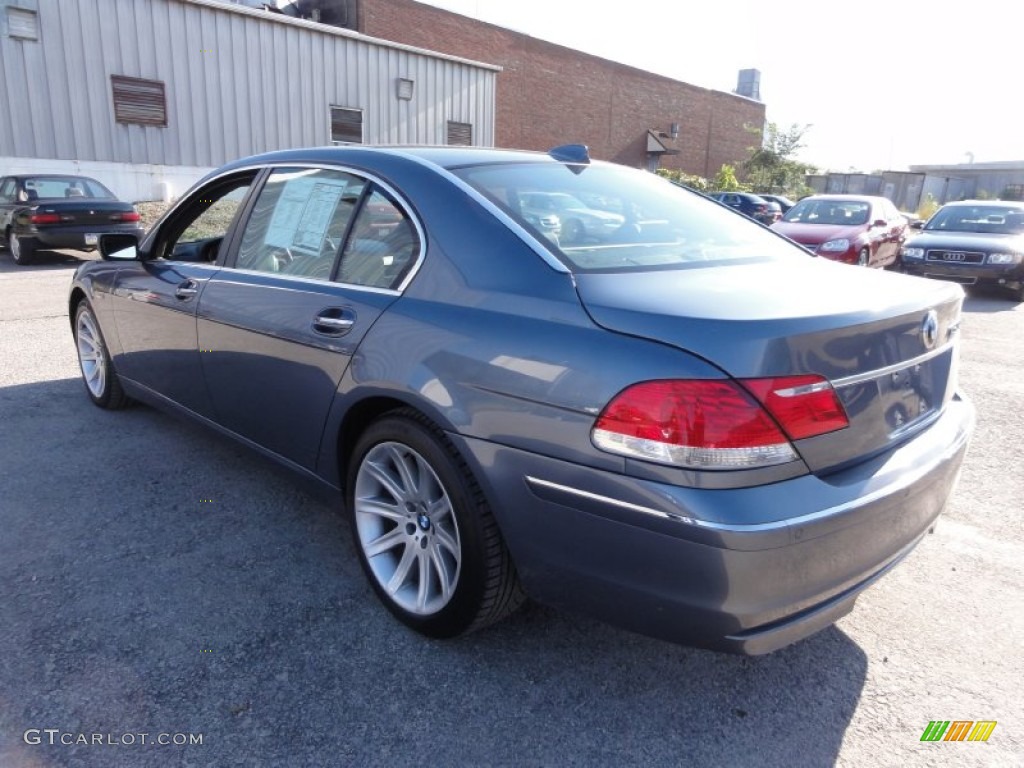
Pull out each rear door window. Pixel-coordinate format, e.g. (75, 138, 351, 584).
(336, 187, 420, 290)
(235, 168, 366, 281)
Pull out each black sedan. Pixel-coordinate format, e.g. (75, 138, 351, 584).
(901, 200, 1024, 301)
(0, 174, 144, 265)
(68, 145, 973, 654)
(708, 191, 781, 225)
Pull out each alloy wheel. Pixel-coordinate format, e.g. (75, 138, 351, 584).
(353, 441, 462, 616)
(76, 308, 107, 398)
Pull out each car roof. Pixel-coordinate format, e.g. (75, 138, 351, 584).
(213, 145, 579, 176)
(8, 174, 99, 182)
(939, 199, 1024, 208)
(799, 194, 887, 202)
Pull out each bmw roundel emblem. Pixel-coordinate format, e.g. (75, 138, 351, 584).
(921, 310, 939, 349)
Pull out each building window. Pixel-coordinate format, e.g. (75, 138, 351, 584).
(111, 75, 167, 126)
(331, 107, 363, 145)
(447, 121, 473, 147)
(7, 7, 39, 40)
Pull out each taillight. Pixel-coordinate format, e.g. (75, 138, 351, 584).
(30, 213, 61, 225)
(592, 376, 848, 470)
(741, 375, 849, 440)
(110, 211, 141, 222)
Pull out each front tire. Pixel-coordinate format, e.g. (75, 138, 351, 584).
(347, 409, 524, 638)
(10, 232, 35, 265)
(562, 218, 584, 244)
(857, 247, 870, 267)
(74, 300, 129, 409)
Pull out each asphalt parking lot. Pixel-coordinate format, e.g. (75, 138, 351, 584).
(1, 251, 1021, 768)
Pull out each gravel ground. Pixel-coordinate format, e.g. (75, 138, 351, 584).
(0, 251, 1021, 767)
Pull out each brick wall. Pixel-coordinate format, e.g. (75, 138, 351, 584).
(359, 0, 765, 176)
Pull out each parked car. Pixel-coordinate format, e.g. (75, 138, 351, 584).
(758, 193, 795, 214)
(519, 190, 625, 244)
(771, 194, 908, 267)
(521, 209, 562, 243)
(709, 191, 780, 225)
(900, 200, 1024, 301)
(0, 174, 143, 265)
(69, 144, 973, 654)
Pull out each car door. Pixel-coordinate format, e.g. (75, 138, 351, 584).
(196, 166, 421, 469)
(108, 172, 260, 416)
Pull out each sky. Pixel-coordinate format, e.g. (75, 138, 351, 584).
(416, 0, 1022, 172)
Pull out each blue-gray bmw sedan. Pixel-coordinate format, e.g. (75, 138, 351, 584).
(68, 145, 974, 654)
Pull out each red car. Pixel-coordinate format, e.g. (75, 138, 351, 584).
(770, 194, 907, 267)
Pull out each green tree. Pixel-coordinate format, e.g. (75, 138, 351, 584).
(743, 122, 817, 198)
(712, 164, 746, 192)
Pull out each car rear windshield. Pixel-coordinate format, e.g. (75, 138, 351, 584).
(925, 205, 1024, 234)
(451, 162, 804, 272)
(23, 177, 114, 200)
(782, 199, 869, 226)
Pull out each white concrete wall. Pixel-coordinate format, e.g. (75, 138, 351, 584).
(0, 156, 212, 202)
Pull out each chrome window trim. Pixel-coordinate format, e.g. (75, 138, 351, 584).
(152, 161, 427, 294)
(212, 268, 401, 297)
(830, 339, 956, 389)
(397, 153, 571, 274)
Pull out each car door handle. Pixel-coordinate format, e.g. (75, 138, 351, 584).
(313, 308, 356, 336)
(175, 280, 199, 300)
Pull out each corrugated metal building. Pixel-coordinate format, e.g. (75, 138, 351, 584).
(0, 0, 498, 201)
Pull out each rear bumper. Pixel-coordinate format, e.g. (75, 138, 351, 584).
(25, 225, 145, 251)
(452, 395, 974, 654)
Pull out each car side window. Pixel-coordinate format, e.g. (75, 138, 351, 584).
(0, 178, 14, 202)
(336, 187, 420, 290)
(153, 173, 258, 262)
(235, 168, 366, 280)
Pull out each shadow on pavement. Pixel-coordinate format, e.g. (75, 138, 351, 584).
(0, 249, 96, 274)
(0, 377, 866, 767)
(962, 286, 1021, 313)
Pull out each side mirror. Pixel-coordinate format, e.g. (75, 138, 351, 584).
(871, 218, 887, 228)
(910, 220, 925, 230)
(99, 233, 140, 260)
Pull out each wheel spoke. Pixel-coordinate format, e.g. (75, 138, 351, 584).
(385, 443, 420, 498)
(428, 538, 454, 602)
(363, 459, 406, 503)
(415, 551, 430, 611)
(426, 494, 451, 520)
(363, 526, 405, 557)
(356, 497, 406, 523)
(434, 525, 459, 559)
(385, 544, 416, 595)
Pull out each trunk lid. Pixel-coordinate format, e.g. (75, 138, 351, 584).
(574, 258, 964, 474)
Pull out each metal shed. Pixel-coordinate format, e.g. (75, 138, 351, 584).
(0, 0, 498, 200)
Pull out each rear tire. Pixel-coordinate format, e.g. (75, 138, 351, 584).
(347, 409, 524, 638)
(10, 232, 35, 265)
(73, 300, 130, 409)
